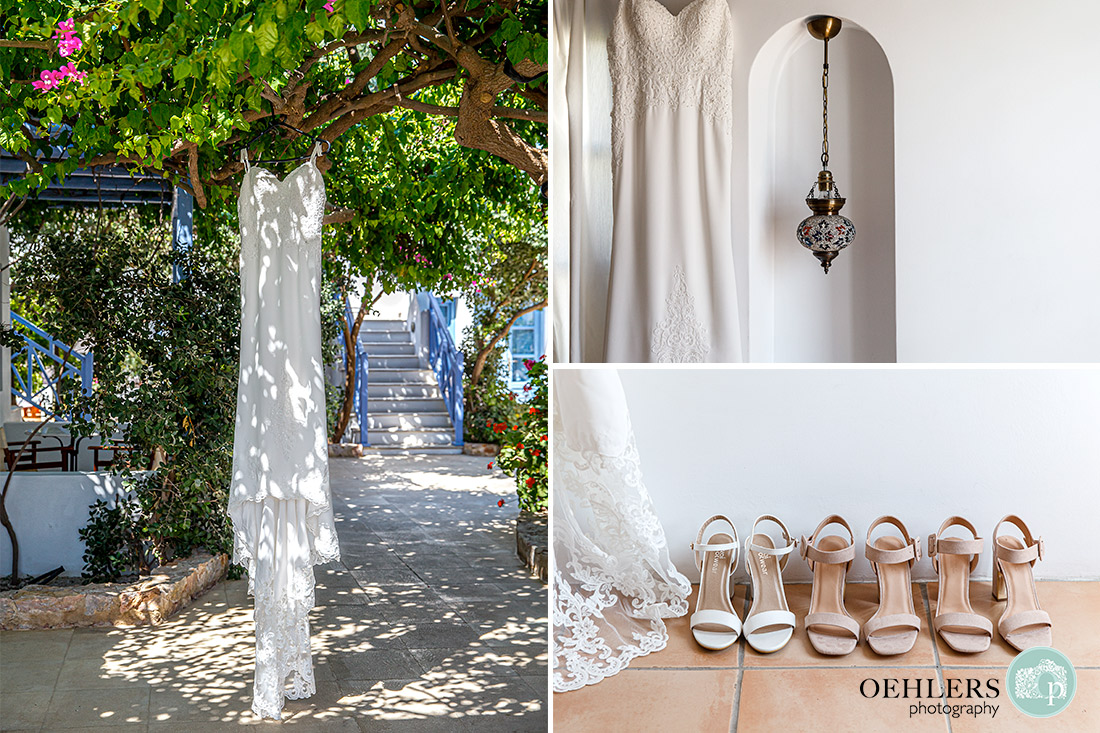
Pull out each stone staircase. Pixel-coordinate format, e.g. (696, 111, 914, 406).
(358, 319, 461, 454)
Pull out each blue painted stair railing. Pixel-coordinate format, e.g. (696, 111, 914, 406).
(10, 312, 93, 420)
(426, 293, 464, 446)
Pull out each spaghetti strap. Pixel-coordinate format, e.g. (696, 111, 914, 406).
(309, 141, 323, 164)
(240, 148, 250, 171)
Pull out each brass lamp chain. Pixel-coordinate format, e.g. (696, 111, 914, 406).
(821, 36, 829, 170)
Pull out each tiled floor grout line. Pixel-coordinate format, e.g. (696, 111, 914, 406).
(919, 582, 953, 733)
(729, 583, 750, 732)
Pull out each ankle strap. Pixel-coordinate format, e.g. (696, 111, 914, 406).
(800, 514, 855, 571)
(866, 515, 920, 570)
(746, 514, 795, 571)
(928, 516, 983, 573)
(692, 515, 739, 572)
(993, 514, 1044, 565)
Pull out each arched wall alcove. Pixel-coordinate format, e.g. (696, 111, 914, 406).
(745, 17, 896, 363)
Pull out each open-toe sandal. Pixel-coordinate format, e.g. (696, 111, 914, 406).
(800, 515, 860, 656)
(864, 516, 923, 656)
(928, 516, 992, 653)
(993, 515, 1052, 651)
(743, 515, 797, 653)
(689, 515, 742, 650)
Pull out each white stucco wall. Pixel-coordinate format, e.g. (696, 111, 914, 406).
(557, 0, 1100, 362)
(612, 367, 1100, 582)
(0, 471, 129, 577)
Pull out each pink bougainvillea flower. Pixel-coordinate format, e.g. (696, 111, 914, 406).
(324, 1, 335, 12)
(345, 76, 354, 85)
(58, 35, 83, 57)
(57, 18, 75, 32)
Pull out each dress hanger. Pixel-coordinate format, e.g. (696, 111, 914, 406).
(236, 99, 331, 166)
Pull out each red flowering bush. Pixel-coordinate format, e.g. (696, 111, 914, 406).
(494, 357, 547, 513)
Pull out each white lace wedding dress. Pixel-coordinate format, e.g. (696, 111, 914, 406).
(605, 0, 742, 362)
(552, 369, 690, 692)
(231, 142, 340, 720)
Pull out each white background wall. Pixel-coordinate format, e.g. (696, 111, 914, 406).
(557, 0, 1100, 362)
(0, 472, 129, 577)
(770, 26, 896, 362)
(616, 367, 1100, 582)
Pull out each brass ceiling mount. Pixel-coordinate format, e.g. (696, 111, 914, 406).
(806, 16, 842, 41)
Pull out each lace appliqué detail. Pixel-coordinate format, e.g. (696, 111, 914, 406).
(553, 435, 690, 692)
(608, 0, 734, 169)
(650, 266, 710, 362)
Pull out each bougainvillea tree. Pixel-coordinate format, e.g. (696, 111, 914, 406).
(0, 0, 547, 214)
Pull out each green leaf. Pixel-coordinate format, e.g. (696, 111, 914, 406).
(255, 21, 278, 55)
(173, 58, 192, 82)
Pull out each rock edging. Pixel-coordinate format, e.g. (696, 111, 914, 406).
(516, 512, 547, 582)
(0, 552, 228, 630)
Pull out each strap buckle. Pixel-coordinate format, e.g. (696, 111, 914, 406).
(1037, 537, 1045, 561)
(912, 537, 922, 561)
(799, 536, 809, 559)
(927, 534, 937, 557)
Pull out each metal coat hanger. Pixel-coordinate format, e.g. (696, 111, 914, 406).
(236, 99, 331, 165)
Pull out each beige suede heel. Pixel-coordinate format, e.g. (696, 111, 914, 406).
(928, 516, 992, 653)
(863, 516, 922, 656)
(689, 515, 742, 651)
(800, 515, 860, 656)
(993, 515, 1052, 651)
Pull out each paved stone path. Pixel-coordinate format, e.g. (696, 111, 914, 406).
(0, 454, 548, 731)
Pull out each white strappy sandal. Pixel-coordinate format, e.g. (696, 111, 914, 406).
(743, 515, 797, 654)
(689, 515, 742, 650)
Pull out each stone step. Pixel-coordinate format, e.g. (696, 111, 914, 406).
(363, 445, 463, 455)
(368, 397, 448, 413)
(367, 412, 453, 430)
(368, 356, 422, 370)
(358, 330, 413, 344)
(359, 319, 407, 331)
(367, 429, 455, 447)
(368, 383, 441, 399)
(368, 368, 435, 384)
(359, 342, 416, 356)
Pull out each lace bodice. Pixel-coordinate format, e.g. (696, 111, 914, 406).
(608, 0, 734, 132)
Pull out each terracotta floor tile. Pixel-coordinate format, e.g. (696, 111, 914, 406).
(931, 581, 1100, 667)
(945, 668, 1100, 732)
(738, 668, 949, 732)
(554, 668, 738, 732)
(743, 582, 937, 667)
(631, 584, 745, 669)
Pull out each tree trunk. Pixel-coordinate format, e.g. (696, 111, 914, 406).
(469, 298, 548, 393)
(330, 291, 371, 444)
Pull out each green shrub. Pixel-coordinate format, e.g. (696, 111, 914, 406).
(78, 496, 147, 583)
(493, 357, 547, 513)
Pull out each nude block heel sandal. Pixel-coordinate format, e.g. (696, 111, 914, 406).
(689, 515, 742, 650)
(743, 515, 797, 653)
(993, 515, 1052, 651)
(863, 516, 923, 656)
(800, 515, 860, 656)
(928, 516, 993, 653)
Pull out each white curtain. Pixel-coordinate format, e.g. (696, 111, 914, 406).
(551, 0, 618, 363)
(552, 368, 690, 692)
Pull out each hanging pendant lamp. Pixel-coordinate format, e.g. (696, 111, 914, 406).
(797, 16, 855, 274)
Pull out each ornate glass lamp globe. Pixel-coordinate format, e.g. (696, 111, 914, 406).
(797, 169, 855, 273)
(797, 15, 856, 274)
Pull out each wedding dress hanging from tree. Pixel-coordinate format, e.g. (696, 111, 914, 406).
(552, 369, 690, 692)
(231, 142, 340, 720)
(605, 0, 742, 362)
